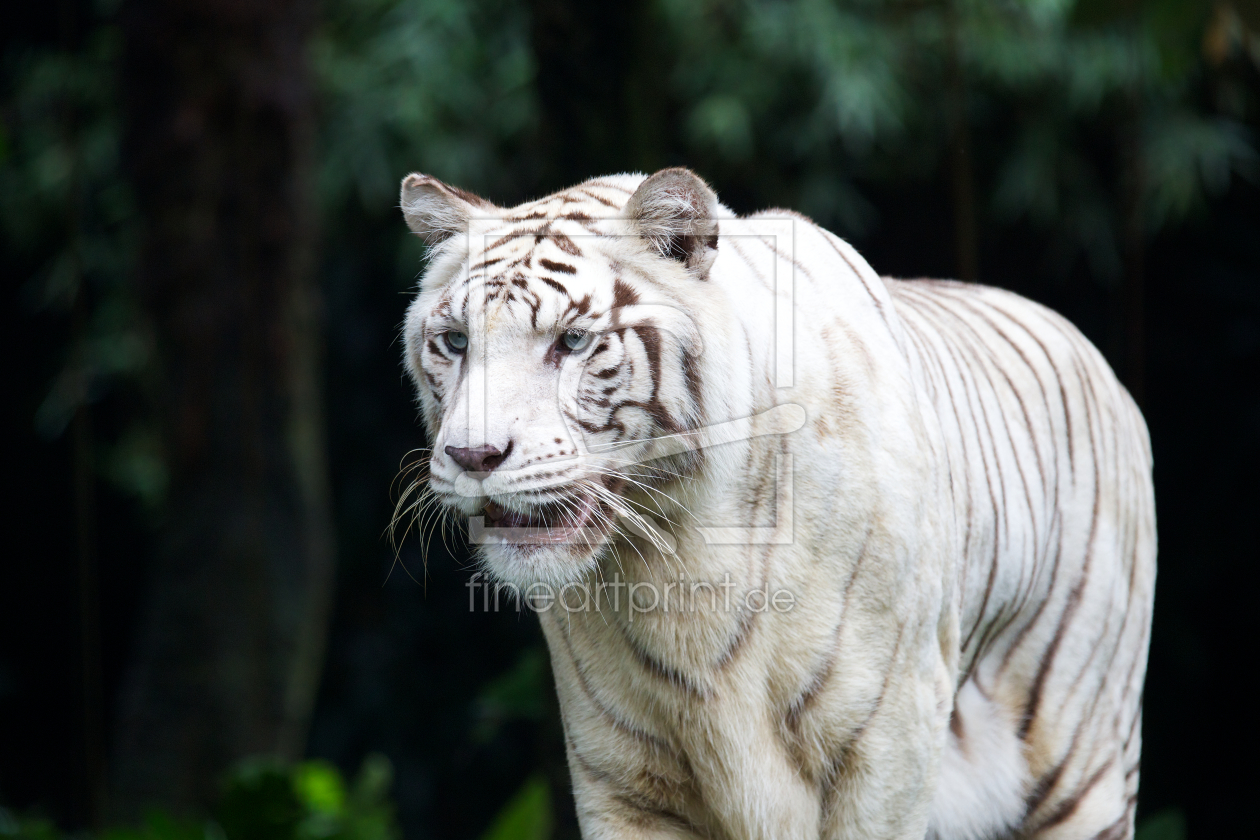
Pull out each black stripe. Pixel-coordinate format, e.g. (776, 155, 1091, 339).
(540, 257, 577, 274)
(1021, 354, 1102, 740)
(553, 619, 671, 749)
(538, 275, 569, 296)
(613, 278, 639, 308)
(784, 533, 871, 733)
(1034, 758, 1115, 831)
(577, 187, 619, 206)
(618, 620, 711, 700)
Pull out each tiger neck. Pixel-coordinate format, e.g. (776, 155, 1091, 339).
(585, 246, 787, 653)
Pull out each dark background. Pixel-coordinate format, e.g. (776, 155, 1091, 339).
(3, 1, 1258, 838)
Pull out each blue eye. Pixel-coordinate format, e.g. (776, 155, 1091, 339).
(444, 331, 468, 353)
(560, 330, 592, 352)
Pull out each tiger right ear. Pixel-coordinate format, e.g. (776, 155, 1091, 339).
(625, 168, 720, 276)
(400, 173, 498, 244)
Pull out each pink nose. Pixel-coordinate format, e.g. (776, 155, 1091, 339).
(445, 443, 509, 473)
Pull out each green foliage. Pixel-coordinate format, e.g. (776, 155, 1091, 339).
(0, 786, 1197, 840)
(8, 0, 1254, 493)
(0, 757, 399, 840)
(0, 17, 158, 506)
(314, 0, 541, 291)
(315, 0, 538, 211)
(215, 755, 399, 840)
(655, 0, 1257, 275)
(478, 776, 552, 840)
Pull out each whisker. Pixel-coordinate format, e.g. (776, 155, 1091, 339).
(584, 481, 646, 576)
(385, 451, 447, 588)
(586, 480, 678, 573)
(584, 466, 692, 527)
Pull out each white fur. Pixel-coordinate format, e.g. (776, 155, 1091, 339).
(927, 681, 1030, 840)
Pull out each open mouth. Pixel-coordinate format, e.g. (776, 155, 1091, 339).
(482, 494, 603, 545)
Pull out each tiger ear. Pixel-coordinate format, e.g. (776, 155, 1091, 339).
(625, 168, 720, 276)
(400, 173, 498, 244)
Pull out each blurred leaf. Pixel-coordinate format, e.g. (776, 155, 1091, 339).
(473, 646, 547, 743)
(322, 754, 400, 840)
(293, 762, 346, 816)
(216, 759, 302, 840)
(348, 753, 394, 808)
(687, 94, 754, 160)
(1135, 808, 1187, 840)
(1143, 110, 1257, 229)
(215, 755, 400, 840)
(104, 424, 168, 512)
(478, 775, 551, 840)
(0, 808, 60, 840)
(0, 770, 405, 840)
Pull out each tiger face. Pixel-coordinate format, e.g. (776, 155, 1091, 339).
(400, 170, 721, 587)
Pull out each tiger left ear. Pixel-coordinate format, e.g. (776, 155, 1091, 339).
(400, 173, 499, 245)
(625, 168, 720, 276)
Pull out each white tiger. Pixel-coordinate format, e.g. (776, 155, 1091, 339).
(397, 168, 1156, 840)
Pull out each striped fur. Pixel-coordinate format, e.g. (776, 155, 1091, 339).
(399, 169, 1156, 840)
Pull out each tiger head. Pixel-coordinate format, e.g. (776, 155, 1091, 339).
(400, 169, 724, 588)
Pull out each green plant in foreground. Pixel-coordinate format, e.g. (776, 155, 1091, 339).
(0, 781, 1190, 840)
(478, 775, 551, 840)
(0, 755, 399, 840)
(215, 754, 399, 840)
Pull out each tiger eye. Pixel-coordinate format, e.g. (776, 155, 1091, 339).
(560, 330, 592, 352)
(444, 331, 468, 353)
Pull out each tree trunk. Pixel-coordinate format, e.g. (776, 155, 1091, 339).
(112, 0, 334, 814)
(60, 1, 107, 824)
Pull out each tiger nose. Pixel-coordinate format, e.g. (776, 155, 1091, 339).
(445, 443, 510, 474)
